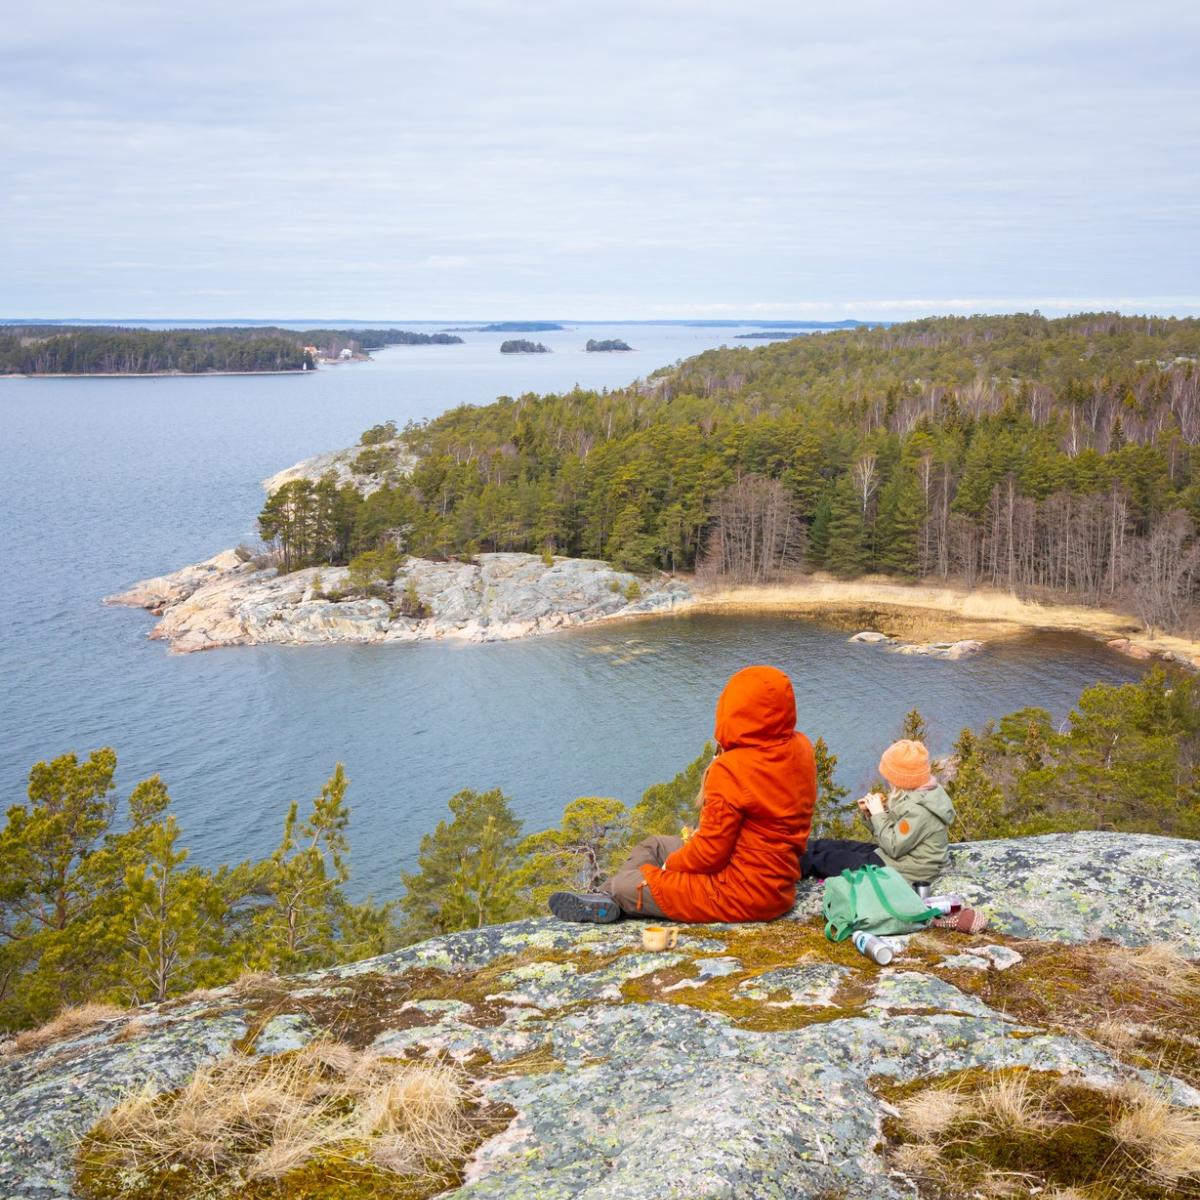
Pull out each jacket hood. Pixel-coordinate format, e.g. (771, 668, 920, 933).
(912, 783, 956, 826)
(714, 665, 797, 750)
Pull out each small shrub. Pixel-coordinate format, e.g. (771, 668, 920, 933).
(347, 545, 402, 593)
(608, 579, 621, 593)
(623, 579, 642, 602)
(397, 580, 432, 620)
(541, 549, 555, 567)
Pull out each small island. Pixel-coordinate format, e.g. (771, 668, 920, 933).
(585, 338, 634, 352)
(500, 339, 551, 354)
(735, 331, 804, 340)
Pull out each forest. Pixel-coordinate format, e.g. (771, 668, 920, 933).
(3, 668, 1195, 1033)
(256, 313, 1200, 633)
(0, 326, 461, 374)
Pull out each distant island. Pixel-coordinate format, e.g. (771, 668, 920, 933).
(500, 339, 551, 354)
(736, 331, 805, 340)
(443, 321, 565, 333)
(585, 338, 633, 352)
(0, 325, 463, 375)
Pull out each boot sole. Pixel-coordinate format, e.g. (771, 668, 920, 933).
(548, 892, 620, 924)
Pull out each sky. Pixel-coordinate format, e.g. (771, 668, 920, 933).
(1, 0, 1197, 322)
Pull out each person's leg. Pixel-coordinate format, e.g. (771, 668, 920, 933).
(801, 837, 884, 879)
(600, 835, 683, 918)
(549, 835, 683, 923)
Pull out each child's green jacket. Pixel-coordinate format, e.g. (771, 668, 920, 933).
(868, 783, 955, 884)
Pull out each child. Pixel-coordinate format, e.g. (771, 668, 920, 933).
(802, 738, 986, 933)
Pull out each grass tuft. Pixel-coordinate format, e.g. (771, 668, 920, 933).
(1113, 1083, 1200, 1184)
(881, 1067, 1200, 1199)
(76, 1039, 503, 1197)
(6, 1003, 129, 1056)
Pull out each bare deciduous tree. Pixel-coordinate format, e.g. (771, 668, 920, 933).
(701, 475, 806, 583)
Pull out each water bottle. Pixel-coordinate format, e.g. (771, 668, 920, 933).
(853, 931, 894, 965)
(925, 894, 965, 916)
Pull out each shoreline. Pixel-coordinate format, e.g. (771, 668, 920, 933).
(687, 574, 1200, 665)
(1, 368, 312, 379)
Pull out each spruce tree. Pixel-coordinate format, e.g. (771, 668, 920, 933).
(823, 478, 869, 577)
(873, 472, 924, 577)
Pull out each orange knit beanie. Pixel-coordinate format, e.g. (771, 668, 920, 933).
(879, 739, 932, 790)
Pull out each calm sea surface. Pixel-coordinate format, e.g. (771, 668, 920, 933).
(0, 324, 1145, 899)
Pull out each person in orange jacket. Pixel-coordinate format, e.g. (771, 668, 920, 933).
(549, 665, 817, 924)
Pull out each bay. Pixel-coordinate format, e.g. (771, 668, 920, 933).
(0, 323, 1144, 899)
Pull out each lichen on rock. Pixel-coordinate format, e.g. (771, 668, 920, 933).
(0, 831, 1197, 1199)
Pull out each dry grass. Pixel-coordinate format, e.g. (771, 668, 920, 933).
(892, 1141, 941, 1175)
(969, 1071, 1052, 1137)
(1113, 1083, 1200, 1183)
(883, 1068, 1200, 1199)
(897, 1087, 968, 1141)
(229, 970, 284, 998)
(6, 1003, 128, 1056)
(1104, 943, 1200, 1002)
(80, 1039, 482, 1187)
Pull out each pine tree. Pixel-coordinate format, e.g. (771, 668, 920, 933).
(398, 789, 524, 942)
(629, 745, 715, 842)
(513, 796, 633, 910)
(900, 709, 928, 743)
(245, 765, 391, 973)
(810, 736, 858, 837)
(117, 784, 227, 1004)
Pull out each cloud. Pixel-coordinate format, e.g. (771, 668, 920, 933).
(0, 0, 1196, 318)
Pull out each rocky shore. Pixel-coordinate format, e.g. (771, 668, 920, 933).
(849, 629, 986, 659)
(2, 832, 1198, 1198)
(107, 551, 691, 654)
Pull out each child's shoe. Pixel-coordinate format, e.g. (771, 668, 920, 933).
(932, 908, 988, 934)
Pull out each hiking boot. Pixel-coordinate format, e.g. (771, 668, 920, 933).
(548, 892, 621, 924)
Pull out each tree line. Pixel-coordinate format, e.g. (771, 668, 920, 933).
(255, 313, 1200, 631)
(4, 667, 1195, 1033)
(0, 326, 461, 374)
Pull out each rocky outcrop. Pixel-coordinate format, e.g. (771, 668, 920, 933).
(3, 832, 1198, 1198)
(107, 552, 692, 653)
(261, 439, 414, 497)
(850, 630, 985, 659)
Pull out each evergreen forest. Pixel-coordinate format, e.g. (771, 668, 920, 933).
(0, 326, 461, 374)
(257, 314, 1200, 633)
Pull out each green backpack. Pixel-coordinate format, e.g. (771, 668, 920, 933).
(822, 863, 940, 942)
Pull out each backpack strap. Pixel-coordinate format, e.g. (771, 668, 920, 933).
(861, 864, 939, 926)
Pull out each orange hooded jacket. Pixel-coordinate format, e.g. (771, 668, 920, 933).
(640, 665, 816, 923)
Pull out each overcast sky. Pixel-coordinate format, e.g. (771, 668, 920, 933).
(2, 0, 1197, 321)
